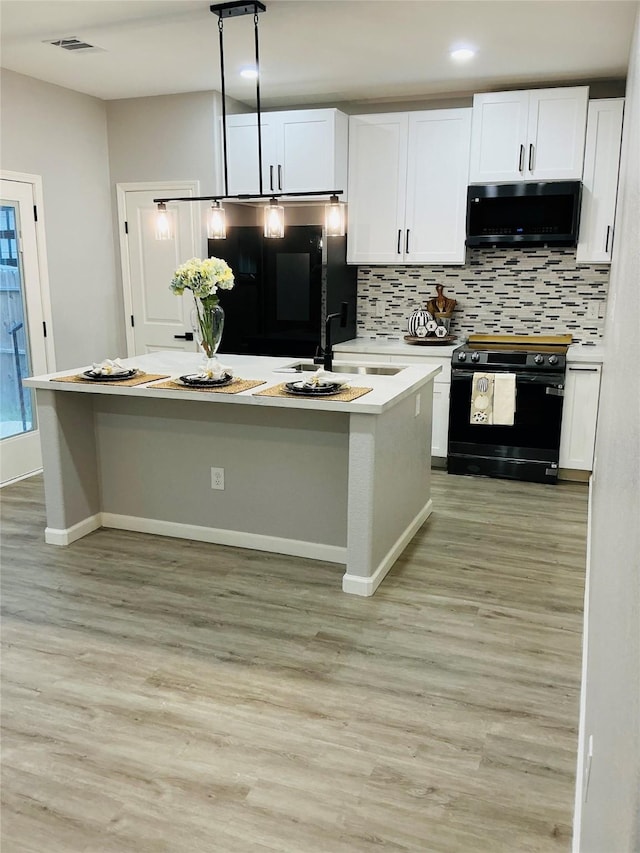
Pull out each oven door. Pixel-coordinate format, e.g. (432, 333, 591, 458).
(447, 369, 565, 482)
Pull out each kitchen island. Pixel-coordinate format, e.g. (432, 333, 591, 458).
(24, 352, 440, 596)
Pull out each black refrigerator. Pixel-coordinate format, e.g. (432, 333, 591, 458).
(208, 225, 357, 358)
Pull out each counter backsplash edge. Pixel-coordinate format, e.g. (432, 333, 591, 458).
(357, 248, 609, 344)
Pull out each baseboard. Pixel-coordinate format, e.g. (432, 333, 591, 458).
(45, 513, 102, 545)
(101, 513, 347, 564)
(342, 498, 433, 596)
(559, 468, 592, 483)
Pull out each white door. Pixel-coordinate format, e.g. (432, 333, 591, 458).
(118, 184, 200, 355)
(346, 113, 409, 264)
(225, 114, 277, 195)
(469, 90, 530, 183)
(0, 179, 49, 485)
(526, 86, 589, 180)
(577, 99, 624, 263)
(280, 109, 334, 194)
(404, 109, 471, 264)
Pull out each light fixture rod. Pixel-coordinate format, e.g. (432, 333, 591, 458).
(211, 2, 267, 198)
(153, 190, 344, 204)
(217, 14, 229, 196)
(254, 9, 263, 195)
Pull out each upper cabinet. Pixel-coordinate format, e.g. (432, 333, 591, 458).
(347, 108, 472, 265)
(577, 98, 625, 264)
(469, 86, 589, 183)
(223, 108, 348, 198)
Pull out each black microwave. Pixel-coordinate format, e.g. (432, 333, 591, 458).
(466, 181, 582, 247)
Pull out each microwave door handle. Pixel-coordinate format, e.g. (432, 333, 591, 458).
(518, 144, 525, 173)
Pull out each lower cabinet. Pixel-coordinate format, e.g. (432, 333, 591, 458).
(334, 348, 451, 460)
(559, 363, 602, 471)
(333, 346, 602, 473)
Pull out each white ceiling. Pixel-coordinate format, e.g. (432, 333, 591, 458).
(0, 0, 637, 107)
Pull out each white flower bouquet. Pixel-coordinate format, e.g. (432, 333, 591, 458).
(170, 257, 234, 357)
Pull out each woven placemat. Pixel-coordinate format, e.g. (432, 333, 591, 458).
(150, 378, 266, 394)
(254, 382, 373, 402)
(54, 372, 170, 387)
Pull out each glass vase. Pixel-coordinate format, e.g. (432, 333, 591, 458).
(193, 301, 225, 358)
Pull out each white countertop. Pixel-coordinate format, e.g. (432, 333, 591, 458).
(567, 343, 606, 363)
(24, 352, 441, 416)
(334, 338, 461, 358)
(335, 338, 606, 364)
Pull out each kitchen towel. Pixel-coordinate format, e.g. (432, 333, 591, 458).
(470, 372, 516, 425)
(492, 373, 516, 425)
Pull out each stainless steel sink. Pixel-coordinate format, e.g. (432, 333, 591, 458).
(282, 362, 403, 376)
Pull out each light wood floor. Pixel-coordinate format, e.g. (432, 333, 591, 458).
(1, 470, 588, 853)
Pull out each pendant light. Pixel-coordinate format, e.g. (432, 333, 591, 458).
(208, 201, 227, 239)
(154, 2, 345, 240)
(325, 194, 346, 237)
(155, 202, 173, 240)
(264, 198, 284, 239)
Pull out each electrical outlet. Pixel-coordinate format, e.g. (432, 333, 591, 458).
(211, 467, 225, 490)
(586, 302, 599, 319)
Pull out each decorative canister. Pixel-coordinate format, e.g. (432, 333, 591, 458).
(434, 312, 452, 334)
(407, 308, 433, 337)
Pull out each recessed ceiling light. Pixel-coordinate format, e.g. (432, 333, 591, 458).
(450, 47, 476, 62)
(240, 66, 259, 79)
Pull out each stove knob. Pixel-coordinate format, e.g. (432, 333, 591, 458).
(471, 352, 480, 363)
(534, 354, 544, 365)
(458, 352, 467, 362)
(548, 355, 558, 365)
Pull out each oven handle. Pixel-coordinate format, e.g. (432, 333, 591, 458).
(451, 370, 565, 385)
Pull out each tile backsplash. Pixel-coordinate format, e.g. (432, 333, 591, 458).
(357, 248, 609, 343)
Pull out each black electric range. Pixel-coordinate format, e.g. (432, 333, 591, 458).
(447, 335, 571, 484)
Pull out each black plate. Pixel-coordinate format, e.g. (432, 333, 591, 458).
(179, 373, 233, 388)
(82, 368, 137, 381)
(284, 381, 343, 396)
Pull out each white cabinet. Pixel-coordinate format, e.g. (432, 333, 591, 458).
(347, 109, 472, 265)
(577, 99, 625, 264)
(333, 346, 451, 459)
(224, 108, 348, 198)
(469, 87, 589, 183)
(559, 363, 602, 471)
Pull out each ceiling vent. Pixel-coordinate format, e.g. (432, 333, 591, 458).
(44, 37, 103, 53)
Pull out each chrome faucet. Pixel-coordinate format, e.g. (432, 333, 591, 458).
(315, 302, 348, 372)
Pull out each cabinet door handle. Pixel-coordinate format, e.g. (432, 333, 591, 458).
(269, 164, 274, 192)
(405, 229, 410, 254)
(528, 144, 534, 172)
(278, 164, 283, 191)
(397, 229, 402, 254)
(518, 144, 525, 173)
(605, 225, 612, 253)
(174, 332, 194, 341)
(568, 366, 599, 372)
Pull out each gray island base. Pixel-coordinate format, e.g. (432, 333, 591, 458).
(25, 353, 441, 596)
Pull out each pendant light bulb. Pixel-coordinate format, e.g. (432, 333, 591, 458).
(155, 202, 173, 241)
(325, 195, 346, 237)
(264, 198, 285, 239)
(208, 201, 227, 240)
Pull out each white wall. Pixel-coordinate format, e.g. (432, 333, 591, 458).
(106, 91, 258, 261)
(106, 91, 222, 190)
(575, 9, 640, 852)
(0, 69, 123, 368)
